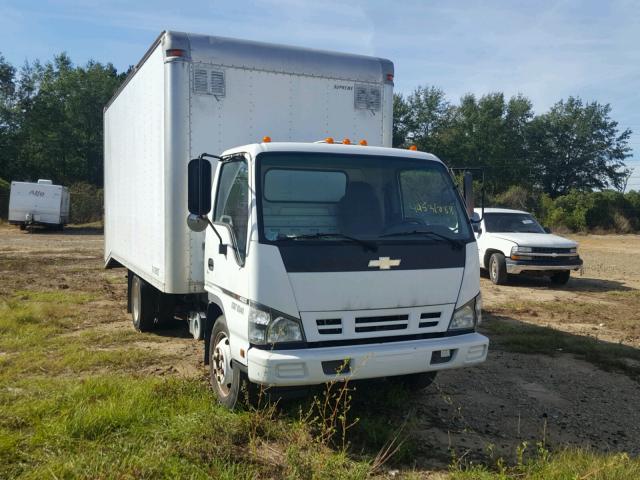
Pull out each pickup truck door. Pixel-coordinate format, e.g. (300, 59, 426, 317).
(472, 219, 486, 268)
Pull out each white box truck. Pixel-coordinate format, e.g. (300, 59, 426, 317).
(8, 179, 70, 230)
(104, 31, 488, 408)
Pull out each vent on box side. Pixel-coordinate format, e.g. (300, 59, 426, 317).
(193, 67, 225, 97)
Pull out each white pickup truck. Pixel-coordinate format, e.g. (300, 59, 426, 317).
(473, 208, 583, 285)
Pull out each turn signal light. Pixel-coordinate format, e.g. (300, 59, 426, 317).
(342, 138, 351, 145)
(409, 145, 418, 151)
(359, 139, 368, 146)
(262, 136, 271, 143)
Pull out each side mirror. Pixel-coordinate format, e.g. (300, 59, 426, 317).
(543, 226, 551, 234)
(188, 158, 212, 215)
(471, 212, 481, 223)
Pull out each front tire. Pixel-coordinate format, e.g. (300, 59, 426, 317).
(489, 253, 508, 285)
(550, 270, 571, 285)
(131, 274, 156, 332)
(210, 316, 251, 409)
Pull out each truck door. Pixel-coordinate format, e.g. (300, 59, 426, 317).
(205, 155, 250, 346)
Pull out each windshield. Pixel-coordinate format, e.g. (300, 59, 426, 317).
(257, 152, 472, 244)
(484, 213, 545, 233)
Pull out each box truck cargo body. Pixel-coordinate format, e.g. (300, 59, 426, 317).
(104, 31, 393, 294)
(8, 180, 70, 229)
(105, 31, 488, 408)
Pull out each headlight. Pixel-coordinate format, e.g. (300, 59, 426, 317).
(449, 294, 481, 331)
(511, 246, 532, 260)
(248, 305, 305, 345)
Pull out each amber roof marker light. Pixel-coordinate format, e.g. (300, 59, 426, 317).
(342, 138, 351, 145)
(359, 139, 368, 146)
(325, 137, 334, 144)
(262, 136, 272, 143)
(409, 145, 418, 151)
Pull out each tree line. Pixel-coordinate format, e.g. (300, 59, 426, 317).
(393, 87, 633, 198)
(0, 52, 635, 200)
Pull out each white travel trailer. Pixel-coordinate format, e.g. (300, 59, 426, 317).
(104, 31, 488, 408)
(8, 179, 70, 230)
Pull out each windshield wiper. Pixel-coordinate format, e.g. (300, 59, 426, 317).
(277, 232, 377, 251)
(378, 230, 464, 250)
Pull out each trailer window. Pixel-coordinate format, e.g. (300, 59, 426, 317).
(214, 159, 249, 259)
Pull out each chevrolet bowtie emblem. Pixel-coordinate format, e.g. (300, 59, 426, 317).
(368, 257, 401, 270)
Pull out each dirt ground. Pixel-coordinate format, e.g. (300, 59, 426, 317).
(1, 226, 639, 470)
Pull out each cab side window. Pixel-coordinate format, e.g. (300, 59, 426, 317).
(214, 159, 249, 260)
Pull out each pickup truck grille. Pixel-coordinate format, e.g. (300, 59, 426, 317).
(531, 247, 574, 254)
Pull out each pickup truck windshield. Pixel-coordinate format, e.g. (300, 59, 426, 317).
(257, 152, 472, 244)
(484, 213, 545, 233)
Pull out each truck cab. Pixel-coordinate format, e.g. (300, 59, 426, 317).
(190, 141, 489, 407)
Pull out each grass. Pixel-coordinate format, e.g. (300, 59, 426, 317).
(451, 447, 640, 480)
(2, 265, 640, 477)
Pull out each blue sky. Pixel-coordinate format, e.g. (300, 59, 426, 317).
(1, 0, 639, 189)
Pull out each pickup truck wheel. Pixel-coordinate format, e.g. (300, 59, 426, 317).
(389, 371, 437, 390)
(210, 316, 251, 409)
(489, 253, 508, 285)
(131, 275, 156, 332)
(550, 270, 571, 285)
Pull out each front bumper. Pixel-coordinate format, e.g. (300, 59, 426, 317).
(247, 332, 489, 386)
(506, 257, 583, 274)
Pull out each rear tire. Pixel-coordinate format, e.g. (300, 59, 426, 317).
(489, 253, 508, 285)
(19, 224, 26, 231)
(210, 316, 253, 409)
(131, 275, 156, 332)
(550, 270, 571, 285)
(389, 371, 437, 390)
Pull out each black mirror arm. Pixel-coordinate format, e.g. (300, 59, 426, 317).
(201, 215, 228, 256)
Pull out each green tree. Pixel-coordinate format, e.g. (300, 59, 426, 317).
(527, 97, 632, 197)
(0, 53, 123, 186)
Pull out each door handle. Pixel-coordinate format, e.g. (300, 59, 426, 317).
(208, 258, 214, 271)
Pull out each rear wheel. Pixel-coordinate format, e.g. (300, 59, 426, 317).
(550, 270, 571, 285)
(389, 371, 437, 390)
(489, 253, 508, 285)
(19, 224, 26, 231)
(131, 274, 156, 332)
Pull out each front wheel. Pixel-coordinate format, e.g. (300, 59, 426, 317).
(550, 270, 571, 285)
(489, 253, 508, 285)
(210, 316, 252, 409)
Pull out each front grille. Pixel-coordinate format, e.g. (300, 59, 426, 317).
(531, 247, 574, 254)
(354, 314, 408, 333)
(419, 311, 441, 328)
(316, 318, 342, 335)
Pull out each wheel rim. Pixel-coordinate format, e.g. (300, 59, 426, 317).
(193, 316, 200, 339)
(132, 277, 141, 323)
(490, 258, 497, 280)
(212, 332, 233, 397)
